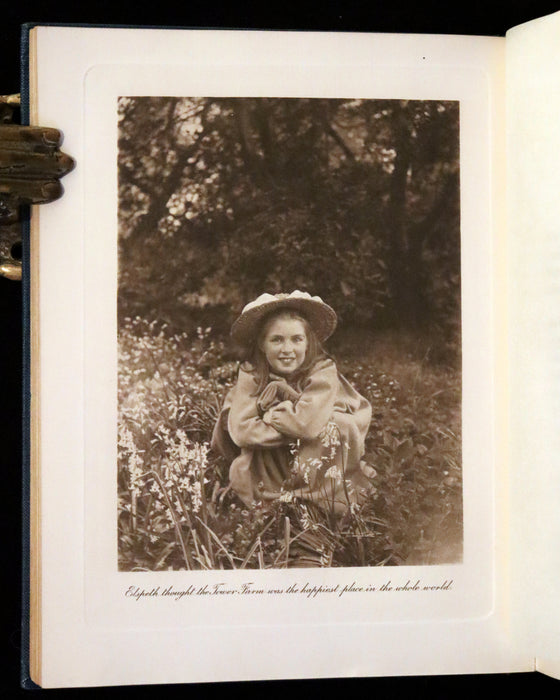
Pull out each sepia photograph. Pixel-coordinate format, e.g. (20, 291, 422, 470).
(116, 96, 462, 571)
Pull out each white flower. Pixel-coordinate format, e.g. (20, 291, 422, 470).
(300, 505, 312, 530)
(324, 465, 343, 481)
(319, 421, 340, 448)
(279, 491, 294, 503)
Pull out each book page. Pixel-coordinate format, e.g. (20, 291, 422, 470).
(506, 10, 560, 680)
(29, 25, 526, 687)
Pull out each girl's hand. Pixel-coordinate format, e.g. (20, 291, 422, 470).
(257, 382, 281, 413)
(257, 379, 301, 413)
(276, 380, 301, 402)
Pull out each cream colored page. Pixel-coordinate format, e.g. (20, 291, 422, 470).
(32, 25, 526, 687)
(506, 10, 560, 679)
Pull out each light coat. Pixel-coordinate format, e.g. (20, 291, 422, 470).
(212, 358, 374, 513)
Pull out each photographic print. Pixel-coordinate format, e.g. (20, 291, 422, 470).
(116, 96, 462, 571)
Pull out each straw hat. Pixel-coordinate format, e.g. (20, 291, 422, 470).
(231, 291, 337, 345)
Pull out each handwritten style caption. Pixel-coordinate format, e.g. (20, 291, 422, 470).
(124, 579, 453, 602)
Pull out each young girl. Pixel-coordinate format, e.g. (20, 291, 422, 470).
(211, 291, 375, 514)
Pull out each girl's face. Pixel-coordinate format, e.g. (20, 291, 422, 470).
(260, 316, 308, 376)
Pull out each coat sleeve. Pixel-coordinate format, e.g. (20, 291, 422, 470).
(264, 361, 338, 439)
(227, 368, 287, 448)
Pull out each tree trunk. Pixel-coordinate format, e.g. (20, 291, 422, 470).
(386, 101, 412, 326)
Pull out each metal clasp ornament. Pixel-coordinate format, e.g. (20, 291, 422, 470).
(0, 94, 75, 281)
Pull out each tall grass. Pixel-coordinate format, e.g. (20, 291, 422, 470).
(118, 317, 462, 570)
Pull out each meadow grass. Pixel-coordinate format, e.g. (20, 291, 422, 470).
(118, 317, 462, 570)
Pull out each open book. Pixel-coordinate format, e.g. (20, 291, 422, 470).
(23, 12, 560, 688)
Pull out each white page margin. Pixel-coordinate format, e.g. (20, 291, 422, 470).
(31, 25, 526, 687)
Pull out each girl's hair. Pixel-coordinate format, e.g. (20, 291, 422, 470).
(244, 309, 327, 394)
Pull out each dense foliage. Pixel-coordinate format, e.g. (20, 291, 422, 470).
(118, 97, 460, 342)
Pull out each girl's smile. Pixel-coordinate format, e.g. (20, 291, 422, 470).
(260, 317, 308, 376)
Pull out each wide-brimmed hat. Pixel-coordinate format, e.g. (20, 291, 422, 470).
(231, 290, 337, 345)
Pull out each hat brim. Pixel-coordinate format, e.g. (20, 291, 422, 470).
(231, 297, 337, 346)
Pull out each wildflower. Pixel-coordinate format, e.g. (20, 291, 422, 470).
(300, 505, 312, 530)
(190, 481, 203, 513)
(279, 491, 294, 503)
(319, 422, 340, 448)
(177, 477, 190, 492)
(118, 424, 145, 496)
(150, 481, 162, 495)
(324, 465, 343, 481)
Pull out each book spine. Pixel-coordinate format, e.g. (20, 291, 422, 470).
(19, 22, 40, 692)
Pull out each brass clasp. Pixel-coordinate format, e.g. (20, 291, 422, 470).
(0, 94, 75, 281)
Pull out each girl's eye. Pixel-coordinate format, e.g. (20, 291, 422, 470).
(266, 334, 305, 343)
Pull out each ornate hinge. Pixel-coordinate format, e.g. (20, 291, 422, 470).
(0, 94, 75, 281)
